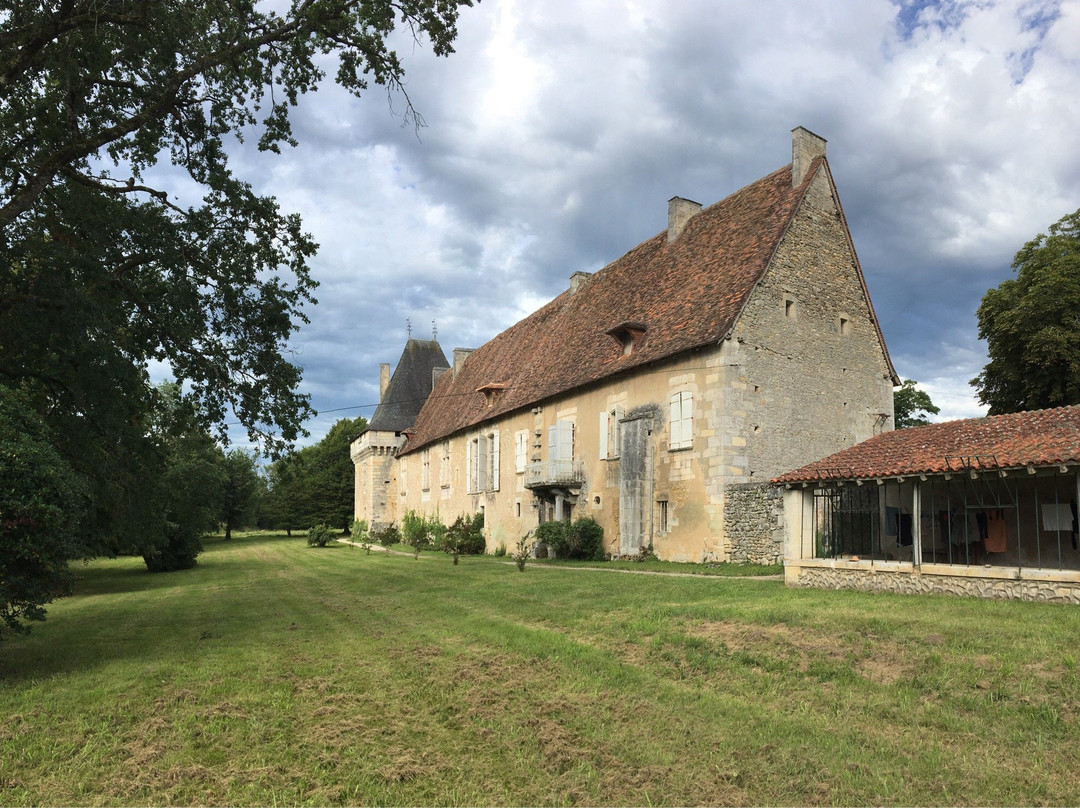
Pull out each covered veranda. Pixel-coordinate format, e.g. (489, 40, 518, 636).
(774, 406, 1080, 603)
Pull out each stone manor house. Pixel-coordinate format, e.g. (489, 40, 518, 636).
(352, 127, 899, 562)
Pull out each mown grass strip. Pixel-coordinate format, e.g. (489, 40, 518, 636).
(2, 532, 1079, 806)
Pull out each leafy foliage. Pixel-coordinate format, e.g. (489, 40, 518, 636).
(262, 417, 367, 533)
(373, 524, 400, 548)
(512, 534, 530, 571)
(443, 513, 487, 556)
(893, 379, 940, 428)
(973, 208, 1080, 413)
(307, 524, 334, 548)
(142, 384, 224, 572)
(535, 518, 606, 561)
(0, 386, 84, 638)
(402, 509, 447, 558)
(220, 449, 262, 541)
(0, 1, 470, 626)
(350, 519, 371, 553)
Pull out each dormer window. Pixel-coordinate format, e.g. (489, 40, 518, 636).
(605, 322, 647, 356)
(476, 382, 508, 408)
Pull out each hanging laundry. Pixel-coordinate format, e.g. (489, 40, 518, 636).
(1041, 503, 1073, 532)
(985, 509, 1007, 553)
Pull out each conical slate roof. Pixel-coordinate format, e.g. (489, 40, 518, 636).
(366, 339, 449, 434)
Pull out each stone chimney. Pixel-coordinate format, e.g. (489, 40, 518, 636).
(432, 366, 449, 388)
(379, 363, 390, 399)
(667, 196, 702, 243)
(453, 347, 474, 379)
(792, 126, 826, 187)
(569, 271, 593, 295)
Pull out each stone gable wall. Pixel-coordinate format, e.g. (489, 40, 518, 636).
(727, 168, 894, 483)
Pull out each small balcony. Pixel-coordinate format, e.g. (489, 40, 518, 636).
(525, 459, 585, 489)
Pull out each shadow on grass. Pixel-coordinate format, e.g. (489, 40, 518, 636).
(0, 533, 314, 681)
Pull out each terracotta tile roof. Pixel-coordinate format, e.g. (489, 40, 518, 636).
(401, 159, 865, 455)
(773, 405, 1080, 483)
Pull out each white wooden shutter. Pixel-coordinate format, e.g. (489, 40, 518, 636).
(599, 410, 608, 459)
(613, 404, 624, 458)
(670, 392, 692, 449)
(466, 438, 474, 493)
(490, 429, 500, 491)
(515, 430, 527, 473)
(477, 435, 488, 491)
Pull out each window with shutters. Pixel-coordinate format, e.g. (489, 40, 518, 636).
(421, 448, 430, 491)
(399, 456, 408, 496)
(599, 405, 623, 459)
(468, 433, 497, 492)
(487, 429, 500, 491)
(515, 429, 528, 473)
(669, 391, 693, 450)
(467, 437, 477, 493)
(439, 440, 451, 489)
(548, 419, 574, 464)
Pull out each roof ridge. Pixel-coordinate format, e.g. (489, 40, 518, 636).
(401, 162, 816, 455)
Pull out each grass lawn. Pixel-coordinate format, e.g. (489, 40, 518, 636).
(2, 532, 1079, 806)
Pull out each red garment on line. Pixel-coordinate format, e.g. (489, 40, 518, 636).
(985, 509, 1007, 553)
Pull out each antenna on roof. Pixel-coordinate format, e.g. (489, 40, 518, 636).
(432, 320, 438, 341)
(406, 318, 412, 339)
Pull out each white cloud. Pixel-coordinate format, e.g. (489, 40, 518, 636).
(213, 0, 1080, 444)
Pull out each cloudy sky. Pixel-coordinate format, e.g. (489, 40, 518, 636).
(224, 0, 1079, 447)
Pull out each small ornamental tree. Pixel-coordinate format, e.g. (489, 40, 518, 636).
(351, 519, 371, 553)
(375, 524, 400, 549)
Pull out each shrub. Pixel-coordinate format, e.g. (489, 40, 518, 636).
(306, 524, 333, 547)
(402, 511, 448, 558)
(534, 521, 565, 557)
(444, 512, 486, 557)
(374, 524, 399, 548)
(535, 518, 605, 561)
(494, 543, 507, 558)
(568, 517, 605, 561)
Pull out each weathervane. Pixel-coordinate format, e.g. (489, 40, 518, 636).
(432, 320, 438, 340)
(406, 318, 412, 339)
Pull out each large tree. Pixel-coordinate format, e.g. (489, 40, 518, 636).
(0, 1, 472, 621)
(220, 449, 262, 541)
(973, 209, 1080, 414)
(893, 379, 940, 428)
(263, 416, 367, 533)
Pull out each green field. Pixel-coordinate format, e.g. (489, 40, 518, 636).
(2, 533, 1078, 806)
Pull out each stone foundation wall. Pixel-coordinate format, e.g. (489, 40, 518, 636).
(724, 482, 784, 564)
(790, 565, 1080, 604)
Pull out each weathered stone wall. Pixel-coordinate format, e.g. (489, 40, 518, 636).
(351, 432, 402, 531)
(727, 167, 895, 482)
(790, 565, 1080, 604)
(724, 482, 784, 564)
